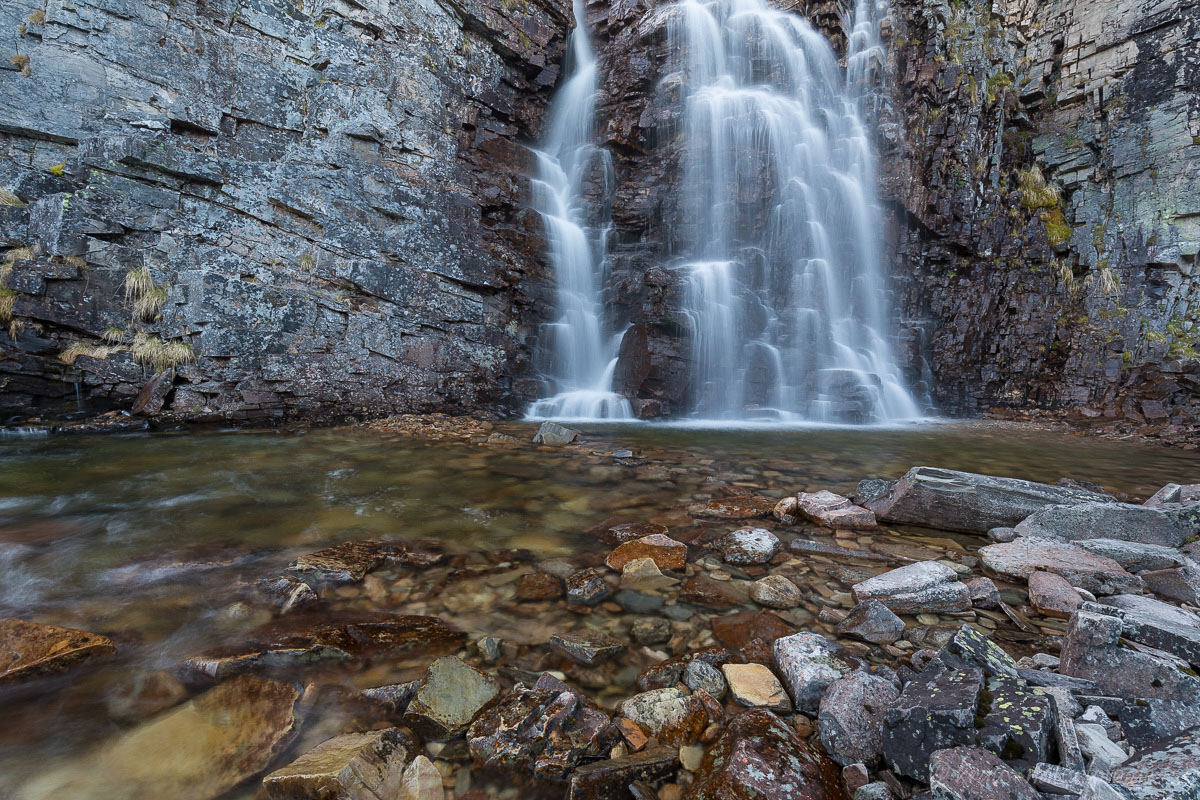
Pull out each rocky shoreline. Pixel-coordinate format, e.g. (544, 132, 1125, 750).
(3, 423, 1200, 799)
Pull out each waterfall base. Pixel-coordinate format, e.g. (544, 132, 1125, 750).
(525, 390, 635, 421)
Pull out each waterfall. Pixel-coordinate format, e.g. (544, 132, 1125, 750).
(529, 0, 919, 423)
(525, 0, 633, 421)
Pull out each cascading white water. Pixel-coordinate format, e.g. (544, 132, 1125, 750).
(525, 0, 633, 421)
(667, 0, 919, 422)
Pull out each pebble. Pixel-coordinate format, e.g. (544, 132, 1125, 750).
(750, 575, 802, 608)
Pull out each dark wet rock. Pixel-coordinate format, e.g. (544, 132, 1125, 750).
(722, 663, 791, 711)
(551, 632, 626, 665)
(1139, 564, 1200, 604)
(359, 681, 420, 717)
(836, 600, 906, 645)
(290, 541, 387, 584)
(927, 625, 1019, 679)
(716, 528, 780, 565)
(516, 572, 564, 601)
(1073, 540, 1186, 573)
(183, 612, 462, 681)
(789, 539, 890, 562)
(636, 647, 732, 692)
(882, 668, 984, 780)
(619, 687, 722, 746)
(774, 632, 857, 715)
(681, 574, 750, 609)
(1096, 594, 1200, 666)
(686, 709, 847, 800)
(0, 618, 116, 685)
(1145, 484, 1200, 507)
(567, 746, 679, 800)
(606, 534, 687, 572)
(18, 676, 300, 800)
(1015, 503, 1200, 549)
(684, 660, 727, 699)
(863, 468, 1112, 534)
(979, 540, 1143, 595)
(1059, 610, 1200, 704)
(403, 656, 500, 740)
(602, 523, 669, 546)
(713, 610, 799, 663)
(965, 577, 1001, 609)
(819, 670, 900, 767)
(927, 747, 1040, 800)
(565, 568, 613, 606)
(749, 574, 802, 609)
(256, 574, 321, 614)
(616, 589, 666, 615)
(797, 491, 878, 530)
(532, 422, 580, 445)
(692, 497, 777, 520)
(1029, 571, 1085, 618)
(630, 617, 672, 645)
(262, 727, 414, 800)
(468, 678, 614, 781)
(852, 562, 971, 614)
(977, 677, 1056, 772)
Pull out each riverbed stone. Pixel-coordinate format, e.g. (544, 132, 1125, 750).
(619, 687, 720, 746)
(289, 541, 387, 584)
(722, 663, 790, 711)
(693, 497, 777, 520)
(1111, 726, 1200, 800)
(1029, 570, 1084, 618)
(965, 577, 1001, 609)
(797, 491, 878, 529)
(602, 522, 669, 546)
(0, 618, 117, 685)
(978, 540, 1143, 595)
(606, 534, 687, 572)
(716, 527, 780, 564)
(927, 747, 1040, 800)
(515, 571, 564, 601)
(749, 574, 802, 608)
(818, 670, 899, 767)
(566, 746, 679, 800)
(773, 632, 857, 715)
(882, 668, 984, 780)
(551, 631, 626, 665)
(565, 568, 613, 606)
(256, 574, 321, 614)
(835, 600, 905, 644)
(1014, 502, 1200, 548)
(863, 467, 1112, 534)
(262, 728, 414, 800)
(1073, 539, 1186, 573)
(631, 617, 672, 645)
(621, 558, 679, 591)
(681, 574, 750, 608)
(16, 676, 300, 800)
(684, 660, 727, 699)
(686, 709, 846, 800)
(403, 656, 500, 740)
(532, 421, 580, 445)
(399, 755, 441, 800)
(636, 646, 732, 691)
(852, 561, 971, 613)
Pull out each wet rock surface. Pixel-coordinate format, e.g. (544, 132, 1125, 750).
(262, 727, 414, 800)
(0, 618, 116, 685)
(404, 656, 500, 740)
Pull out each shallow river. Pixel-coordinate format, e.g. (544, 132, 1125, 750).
(0, 420, 1197, 797)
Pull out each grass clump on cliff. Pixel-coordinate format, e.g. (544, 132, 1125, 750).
(1018, 166, 1058, 209)
(27, 10, 45, 25)
(10, 54, 30, 77)
(0, 289, 15, 323)
(134, 286, 168, 321)
(0, 188, 23, 206)
(132, 332, 195, 372)
(59, 342, 115, 365)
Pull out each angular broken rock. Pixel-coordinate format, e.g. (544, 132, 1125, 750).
(684, 660, 727, 699)
(1144, 483, 1200, 507)
(403, 655, 500, 740)
(721, 663, 790, 711)
(852, 561, 971, 614)
(0, 618, 116, 685)
(978, 539, 1143, 595)
(977, 677, 1055, 773)
(687, 709, 846, 800)
(1111, 725, 1200, 800)
(262, 728, 413, 800)
(964, 576, 1001, 609)
(1139, 564, 1200, 604)
(773, 631, 857, 715)
(1098, 594, 1200, 665)
(565, 568, 613, 606)
(289, 540, 386, 584)
(619, 687, 720, 746)
(864, 467, 1112, 534)
(550, 631, 626, 665)
(601, 522, 669, 546)
(928, 747, 1040, 800)
(532, 421, 580, 445)
(797, 490, 878, 529)
(926, 624, 1019, 679)
(400, 755, 441, 800)
(882, 668, 983, 780)
(1072, 539, 1186, 573)
(818, 670, 899, 767)
(1014, 502, 1200, 548)
(605, 534, 687, 572)
(749, 574, 802, 608)
(716, 527, 780, 564)
(1028, 570, 1084, 618)
(566, 746, 679, 800)
(836, 600, 905, 645)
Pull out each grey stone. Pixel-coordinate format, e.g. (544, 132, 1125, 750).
(1112, 727, 1200, 800)
(403, 656, 500, 740)
(854, 783, 894, 800)
(683, 660, 727, 699)
(262, 728, 413, 800)
(1140, 564, 1200, 605)
(477, 636, 502, 665)
(927, 624, 1020, 678)
(852, 561, 971, 613)
(749, 574, 802, 608)
(979, 540, 1143, 595)
(1015, 503, 1200, 549)
(550, 632, 625, 665)
(773, 632, 857, 715)
(532, 422, 580, 445)
(1029, 762, 1090, 795)
(1095, 594, 1200, 665)
(988, 528, 1019, 543)
(977, 677, 1056, 772)
(818, 670, 900, 766)
(615, 589, 666, 614)
(882, 668, 984, 780)
(1072, 539, 1186, 573)
(1060, 610, 1200, 704)
(630, 617, 672, 646)
(797, 490, 878, 529)
(927, 747, 1040, 800)
(1145, 484, 1200, 507)
(836, 599, 906, 644)
(965, 577, 1001, 609)
(864, 467, 1113, 534)
(716, 528, 780, 565)
(1076, 724, 1130, 769)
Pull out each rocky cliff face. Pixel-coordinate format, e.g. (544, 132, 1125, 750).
(0, 0, 569, 421)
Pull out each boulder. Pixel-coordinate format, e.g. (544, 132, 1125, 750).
(16, 676, 300, 800)
(863, 467, 1112, 534)
(978, 540, 1143, 595)
(1111, 727, 1200, 800)
(1140, 564, 1200, 604)
(567, 747, 679, 800)
(1144, 483, 1200, 507)
(686, 709, 847, 800)
(722, 663, 790, 711)
(835, 600, 905, 645)
(976, 678, 1056, 772)
(1098, 594, 1200, 664)
(403, 656, 500, 740)
(964, 577, 1001, 609)
(1075, 723, 1129, 770)
(882, 668, 984, 780)
(1014, 502, 1200, 548)
(1072, 539, 1186, 573)
(532, 421, 580, 445)
(749, 575, 802, 608)
(851, 562, 971, 614)
(550, 631, 626, 665)
(1028, 571, 1084, 618)
(818, 670, 899, 766)
(1059, 610, 1200, 704)
(262, 728, 413, 800)
(0, 618, 116, 685)
(927, 747, 1040, 800)
(797, 491, 878, 529)
(605, 534, 687, 572)
(716, 528, 780, 564)
(773, 632, 857, 715)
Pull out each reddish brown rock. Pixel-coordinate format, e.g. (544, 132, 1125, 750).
(601, 522, 669, 546)
(712, 610, 799, 663)
(1028, 571, 1084, 619)
(797, 491, 878, 530)
(681, 574, 750, 609)
(515, 572, 564, 601)
(0, 618, 117, 685)
(636, 647, 733, 691)
(605, 534, 687, 572)
(691, 497, 776, 520)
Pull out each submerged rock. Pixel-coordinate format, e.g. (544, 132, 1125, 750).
(565, 568, 613, 606)
(818, 670, 899, 767)
(686, 709, 846, 800)
(605, 534, 687, 571)
(773, 632, 857, 715)
(404, 656, 500, 740)
(1015, 502, 1200, 548)
(550, 631, 626, 665)
(516, 571, 565, 601)
(0, 618, 116, 685)
(835, 600, 905, 645)
(289, 541, 387, 584)
(262, 728, 414, 800)
(851, 561, 971, 614)
(567, 746, 679, 800)
(863, 467, 1112, 534)
(17, 676, 300, 800)
(927, 747, 1039, 800)
(693, 497, 777, 520)
(716, 527, 780, 564)
(978, 539, 1143, 595)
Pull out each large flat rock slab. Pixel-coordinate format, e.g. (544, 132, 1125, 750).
(1015, 502, 1200, 548)
(852, 561, 971, 613)
(263, 728, 414, 800)
(1112, 726, 1200, 800)
(978, 540, 1143, 595)
(864, 467, 1112, 533)
(0, 618, 116, 685)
